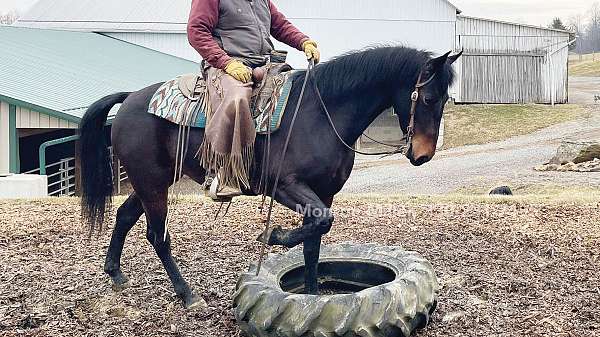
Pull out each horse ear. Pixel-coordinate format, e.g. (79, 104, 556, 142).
(425, 51, 452, 72)
(447, 50, 463, 65)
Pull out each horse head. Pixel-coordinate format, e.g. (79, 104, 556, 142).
(395, 51, 462, 166)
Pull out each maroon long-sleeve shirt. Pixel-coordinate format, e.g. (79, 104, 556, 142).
(187, 0, 309, 69)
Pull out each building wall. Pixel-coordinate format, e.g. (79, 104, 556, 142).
(0, 101, 9, 174)
(455, 16, 570, 103)
(0, 100, 78, 175)
(103, 32, 202, 63)
(15, 105, 78, 129)
(103, 0, 458, 70)
(273, 21, 456, 69)
(273, 0, 457, 67)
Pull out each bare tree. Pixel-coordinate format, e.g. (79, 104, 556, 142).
(0, 10, 19, 25)
(568, 2, 600, 56)
(588, 2, 600, 58)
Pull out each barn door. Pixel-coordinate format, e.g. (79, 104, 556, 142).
(460, 54, 544, 103)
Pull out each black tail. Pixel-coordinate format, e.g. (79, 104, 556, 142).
(78, 92, 130, 234)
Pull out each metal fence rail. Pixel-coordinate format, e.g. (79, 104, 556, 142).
(115, 158, 129, 194)
(25, 138, 128, 197)
(25, 157, 76, 196)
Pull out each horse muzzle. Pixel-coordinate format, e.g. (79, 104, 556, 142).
(406, 143, 434, 167)
(410, 155, 432, 166)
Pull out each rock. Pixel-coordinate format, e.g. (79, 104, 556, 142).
(550, 141, 600, 165)
(537, 158, 600, 173)
(442, 311, 467, 322)
(558, 162, 578, 172)
(468, 295, 487, 307)
(489, 186, 513, 196)
(576, 158, 600, 172)
(440, 275, 467, 289)
(535, 164, 559, 171)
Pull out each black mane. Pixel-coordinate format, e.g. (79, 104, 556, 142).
(306, 46, 455, 99)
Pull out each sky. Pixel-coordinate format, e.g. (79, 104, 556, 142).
(451, 0, 594, 26)
(0, 0, 37, 13)
(0, 0, 595, 27)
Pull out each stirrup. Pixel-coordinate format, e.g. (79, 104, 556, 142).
(207, 175, 241, 201)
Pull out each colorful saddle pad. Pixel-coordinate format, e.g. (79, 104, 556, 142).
(148, 71, 294, 134)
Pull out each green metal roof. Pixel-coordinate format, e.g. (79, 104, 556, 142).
(0, 26, 199, 121)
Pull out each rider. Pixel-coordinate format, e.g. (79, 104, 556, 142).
(187, 0, 320, 200)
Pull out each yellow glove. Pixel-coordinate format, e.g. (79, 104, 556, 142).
(224, 60, 252, 83)
(302, 40, 320, 64)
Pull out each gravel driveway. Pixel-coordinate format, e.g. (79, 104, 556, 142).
(343, 105, 600, 195)
(569, 77, 600, 105)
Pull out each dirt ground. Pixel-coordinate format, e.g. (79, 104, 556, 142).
(1, 196, 599, 337)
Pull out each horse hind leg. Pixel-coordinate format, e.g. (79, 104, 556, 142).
(104, 192, 144, 289)
(141, 193, 207, 310)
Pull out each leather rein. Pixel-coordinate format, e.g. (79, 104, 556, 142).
(311, 62, 436, 157)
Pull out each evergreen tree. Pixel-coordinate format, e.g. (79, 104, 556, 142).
(549, 17, 567, 31)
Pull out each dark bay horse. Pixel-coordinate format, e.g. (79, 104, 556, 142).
(79, 46, 461, 308)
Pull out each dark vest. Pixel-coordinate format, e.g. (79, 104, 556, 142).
(213, 0, 274, 67)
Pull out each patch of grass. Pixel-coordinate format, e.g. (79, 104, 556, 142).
(6, 187, 599, 209)
(569, 53, 597, 63)
(450, 184, 600, 204)
(569, 57, 600, 77)
(442, 103, 583, 149)
(339, 189, 600, 206)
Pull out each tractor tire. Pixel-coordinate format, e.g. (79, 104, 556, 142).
(233, 242, 439, 337)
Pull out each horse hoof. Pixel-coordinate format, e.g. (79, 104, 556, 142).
(256, 226, 297, 247)
(184, 294, 207, 311)
(111, 280, 131, 292)
(110, 274, 131, 291)
(256, 226, 276, 245)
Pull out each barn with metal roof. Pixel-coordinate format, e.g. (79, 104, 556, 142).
(0, 26, 198, 195)
(15, 0, 461, 66)
(14, 0, 572, 106)
(12, 0, 463, 153)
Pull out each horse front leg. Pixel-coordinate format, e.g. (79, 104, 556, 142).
(258, 181, 334, 294)
(302, 234, 322, 294)
(141, 194, 206, 309)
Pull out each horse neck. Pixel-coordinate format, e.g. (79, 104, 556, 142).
(315, 69, 418, 145)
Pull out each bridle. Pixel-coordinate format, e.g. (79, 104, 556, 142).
(403, 71, 437, 154)
(311, 62, 437, 157)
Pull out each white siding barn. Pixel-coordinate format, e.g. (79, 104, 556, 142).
(266, 0, 458, 68)
(15, 0, 570, 104)
(16, 0, 459, 67)
(454, 16, 571, 104)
